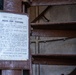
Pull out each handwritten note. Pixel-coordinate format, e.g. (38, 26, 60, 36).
(0, 12, 29, 60)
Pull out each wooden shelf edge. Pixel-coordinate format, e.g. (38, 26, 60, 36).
(32, 29, 76, 37)
(32, 54, 76, 65)
(31, 22, 76, 30)
(31, 0, 76, 6)
(0, 60, 30, 70)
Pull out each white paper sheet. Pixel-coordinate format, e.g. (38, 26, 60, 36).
(0, 12, 29, 60)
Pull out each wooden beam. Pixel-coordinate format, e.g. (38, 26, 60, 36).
(31, 6, 51, 23)
(2, 70, 22, 75)
(31, 0, 76, 6)
(31, 22, 76, 30)
(4, 0, 22, 12)
(0, 61, 30, 69)
(32, 29, 76, 37)
(31, 22, 76, 37)
(3, 0, 31, 75)
(32, 54, 76, 65)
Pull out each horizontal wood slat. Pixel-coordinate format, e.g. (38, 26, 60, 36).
(0, 60, 30, 69)
(32, 54, 76, 65)
(31, 0, 76, 6)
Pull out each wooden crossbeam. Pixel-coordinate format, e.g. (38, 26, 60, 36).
(32, 54, 76, 65)
(31, 0, 76, 6)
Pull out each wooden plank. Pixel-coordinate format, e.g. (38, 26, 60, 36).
(32, 29, 76, 37)
(31, 0, 76, 6)
(2, 70, 22, 75)
(31, 22, 76, 37)
(4, 0, 22, 12)
(0, 60, 30, 69)
(29, 7, 37, 22)
(2, 0, 31, 75)
(32, 54, 76, 65)
(31, 22, 76, 30)
(31, 6, 51, 23)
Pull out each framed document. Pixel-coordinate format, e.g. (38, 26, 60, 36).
(0, 11, 29, 61)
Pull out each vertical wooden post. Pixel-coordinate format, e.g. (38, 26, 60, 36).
(2, 0, 23, 75)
